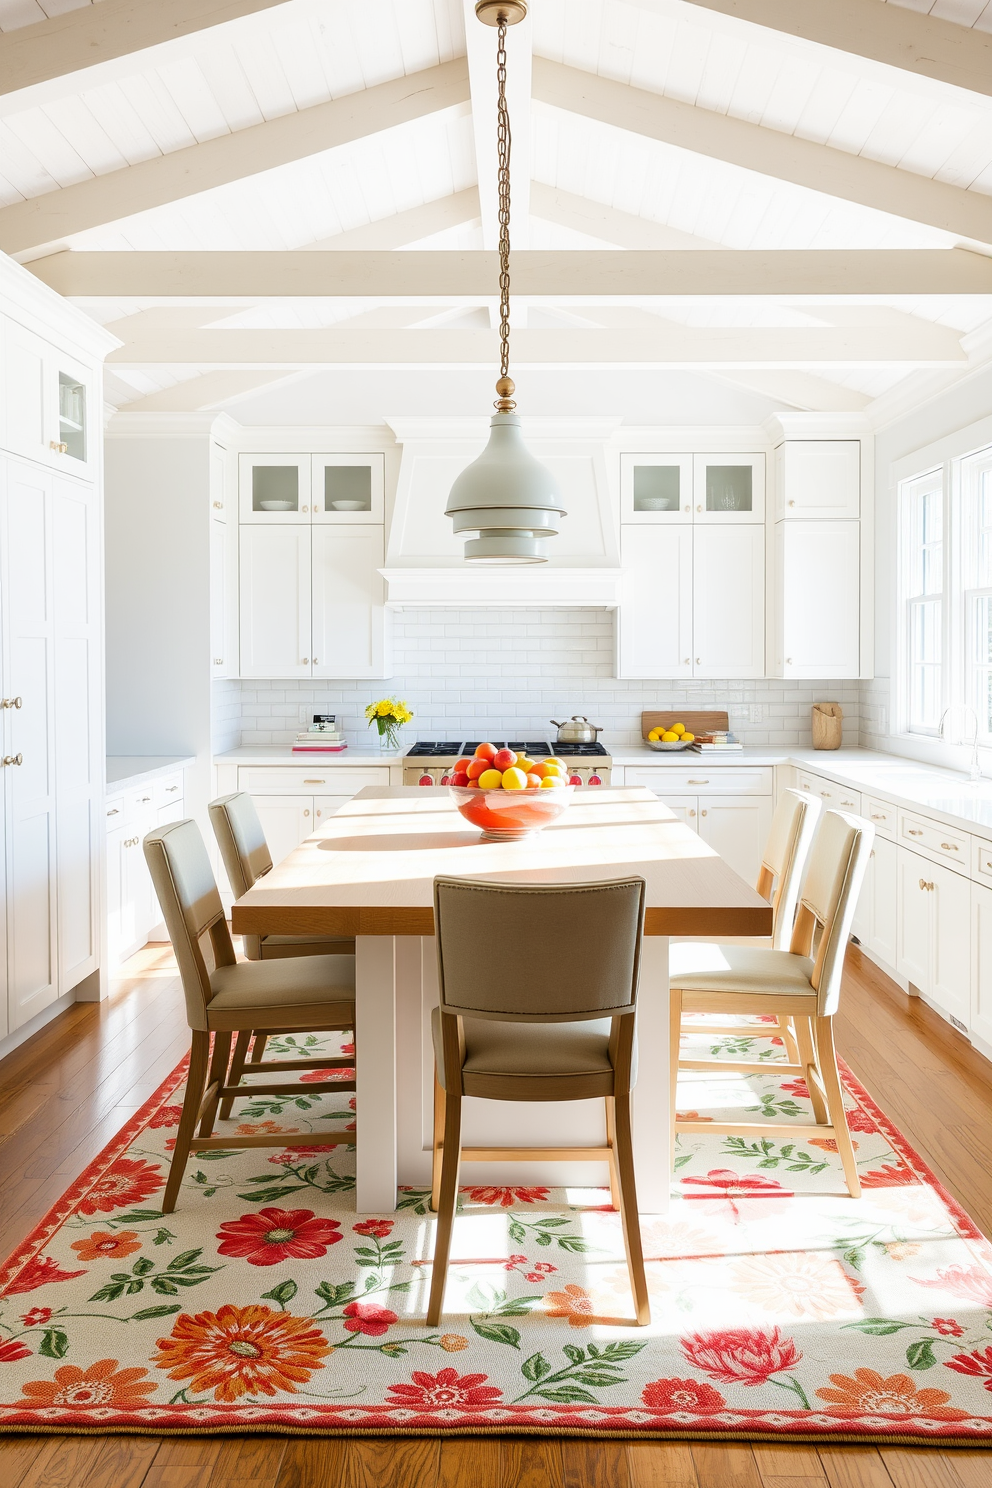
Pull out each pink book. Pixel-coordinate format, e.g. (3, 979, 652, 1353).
(291, 743, 348, 752)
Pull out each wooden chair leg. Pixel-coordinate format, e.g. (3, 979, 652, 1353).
(779, 1016, 801, 1065)
(196, 1031, 233, 1139)
(612, 1088, 651, 1326)
(605, 1097, 621, 1210)
(815, 1015, 861, 1199)
(426, 1088, 463, 1327)
(219, 1029, 252, 1121)
(430, 1070, 445, 1213)
(795, 1016, 828, 1123)
(669, 988, 683, 1174)
(250, 1032, 268, 1064)
(162, 1032, 210, 1214)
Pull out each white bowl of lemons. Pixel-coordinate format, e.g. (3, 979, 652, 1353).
(646, 721, 695, 751)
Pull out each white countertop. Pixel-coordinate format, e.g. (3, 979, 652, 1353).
(214, 743, 992, 840)
(107, 755, 195, 793)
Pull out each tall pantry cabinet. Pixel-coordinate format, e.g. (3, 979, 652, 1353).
(0, 254, 116, 1046)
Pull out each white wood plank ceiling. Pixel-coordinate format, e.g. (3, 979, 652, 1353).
(1, 0, 991, 417)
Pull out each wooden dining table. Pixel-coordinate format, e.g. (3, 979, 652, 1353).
(231, 785, 771, 1214)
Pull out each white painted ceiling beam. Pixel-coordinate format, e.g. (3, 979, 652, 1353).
(0, 58, 471, 257)
(0, 0, 296, 101)
(532, 58, 992, 246)
(709, 369, 872, 413)
(31, 247, 992, 297)
(675, 0, 992, 100)
(106, 324, 966, 366)
(306, 189, 481, 251)
(530, 182, 720, 249)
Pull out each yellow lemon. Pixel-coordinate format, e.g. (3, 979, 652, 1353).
(683, 732, 694, 742)
(672, 723, 685, 735)
(662, 731, 679, 742)
(539, 774, 563, 788)
(478, 768, 503, 789)
(501, 766, 528, 790)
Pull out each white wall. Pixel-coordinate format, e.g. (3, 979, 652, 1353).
(105, 436, 213, 828)
(230, 607, 862, 749)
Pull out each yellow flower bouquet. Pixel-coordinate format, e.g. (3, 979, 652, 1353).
(365, 697, 413, 751)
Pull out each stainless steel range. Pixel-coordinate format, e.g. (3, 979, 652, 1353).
(402, 739, 612, 788)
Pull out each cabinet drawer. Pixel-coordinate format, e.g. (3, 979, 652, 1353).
(126, 786, 157, 825)
(972, 837, 992, 887)
(899, 810, 970, 873)
(154, 772, 184, 808)
(626, 767, 771, 795)
(865, 796, 895, 839)
(795, 774, 861, 814)
(105, 794, 125, 831)
(238, 766, 389, 794)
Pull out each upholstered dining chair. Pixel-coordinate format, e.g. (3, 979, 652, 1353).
(672, 787, 822, 1073)
(668, 809, 874, 1198)
(144, 818, 357, 1213)
(209, 791, 356, 1118)
(427, 875, 650, 1328)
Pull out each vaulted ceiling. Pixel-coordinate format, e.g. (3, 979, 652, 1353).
(2, 0, 991, 422)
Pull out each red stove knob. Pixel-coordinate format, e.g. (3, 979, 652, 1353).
(440, 773, 451, 785)
(588, 773, 603, 786)
(569, 773, 583, 786)
(418, 774, 434, 787)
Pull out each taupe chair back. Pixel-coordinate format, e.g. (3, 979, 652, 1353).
(209, 793, 273, 960)
(761, 788, 821, 950)
(790, 809, 874, 1017)
(434, 876, 645, 1024)
(144, 819, 237, 1033)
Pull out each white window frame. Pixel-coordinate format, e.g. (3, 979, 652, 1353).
(899, 466, 945, 737)
(962, 447, 992, 745)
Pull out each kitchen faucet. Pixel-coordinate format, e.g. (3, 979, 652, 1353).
(938, 704, 982, 782)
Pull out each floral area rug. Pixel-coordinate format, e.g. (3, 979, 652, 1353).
(2, 1018, 992, 1442)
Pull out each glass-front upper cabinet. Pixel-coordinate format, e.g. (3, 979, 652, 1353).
(239, 454, 312, 523)
(619, 453, 693, 523)
(311, 453, 385, 523)
(0, 324, 94, 474)
(692, 453, 765, 524)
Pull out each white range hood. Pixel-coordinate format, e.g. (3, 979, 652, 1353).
(381, 417, 622, 606)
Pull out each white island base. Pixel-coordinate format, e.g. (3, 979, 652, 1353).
(354, 934, 671, 1217)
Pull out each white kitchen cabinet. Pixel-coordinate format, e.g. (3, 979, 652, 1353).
(239, 453, 311, 523)
(697, 794, 772, 884)
(312, 526, 388, 678)
(105, 773, 186, 968)
(239, 526, 312, 679)
(772, 520, 860, 679)
(617, 525, 692, 678)
(311, 453, 385, 523)
(619, 453, 693, 522)
(693, 525, 764, 678)
(853, 835, 898, 971)
(971, 883, 992, 1049)
(314, 795, 352, 827)
(896, 845, 971, 1029)
(210, 444, 235, 679)
(1, 320, 95, 478)
(252, 796, 314, 867)
(693, 452, 765, 524)
(775, 440, 860, 520)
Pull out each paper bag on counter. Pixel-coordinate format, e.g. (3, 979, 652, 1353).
(812, 702, 843, 750)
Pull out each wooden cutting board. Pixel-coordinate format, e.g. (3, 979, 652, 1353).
(641, 710, 729, 739)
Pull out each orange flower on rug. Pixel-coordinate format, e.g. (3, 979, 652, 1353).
(2, 1025, 992, 1441)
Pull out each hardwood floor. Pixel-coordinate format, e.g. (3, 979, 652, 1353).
(2, 942, 991, 1486)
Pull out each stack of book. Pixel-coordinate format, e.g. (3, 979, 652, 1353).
(292, 715, 347, 753)
(690, 732, 743, 752)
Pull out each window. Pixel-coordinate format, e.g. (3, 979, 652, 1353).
(963, 449, 992, 741)
(902, 469, 944, 733)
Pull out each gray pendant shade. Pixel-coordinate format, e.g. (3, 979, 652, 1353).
(445, 414, 567, 564)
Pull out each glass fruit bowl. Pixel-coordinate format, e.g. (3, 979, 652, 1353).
(449, 784, 574, 841)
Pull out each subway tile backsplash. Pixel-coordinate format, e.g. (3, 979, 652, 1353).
(217, 608, 863, 750)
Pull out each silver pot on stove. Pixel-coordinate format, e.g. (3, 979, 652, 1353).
(550, 716, 604, 745)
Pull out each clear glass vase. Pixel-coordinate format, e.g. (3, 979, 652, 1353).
(374, 722, 402, 752)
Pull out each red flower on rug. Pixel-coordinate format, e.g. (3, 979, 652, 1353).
(860, 1164, 915, 1188)
(779, 1078, 809, 1099)
(0, 1341, 32, 1364)
(816, 1368, 969, 1420)
(353, 1220, 394, 1238)
(945, 1346, 992, 1390)
(340, 1041, 355, 1056)
(342, 1301, 398, 1336)
(152, 1304, 330, 1402)
(20, 1359, 156, 1408)
(267, 1145, 339, 1165)
(933, 1318, 965, 1337)
(846, 1107, 877, 1133)
(70, 1230, 142, 1262)
(681, 1169, 791, 1220)
(386, 1368, 503, 1410)
(544, 1284, 596, 1328)
(462, 1186, 550, 1207)
(20, 1308, 52, 1327)
(147, 1105, 183, 1129)
(642, 1377, 726, 1413)
(912, 1264, 992, 1308)
(2, 1254, 86, 1295)
(300, 1067, 353, 1083)
(681, 1327, 801, 1386)
(75, 1158, 165, 1216)
(215, 1208, 342, 1266)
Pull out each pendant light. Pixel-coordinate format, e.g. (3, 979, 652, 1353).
(445, 0, 566, 564)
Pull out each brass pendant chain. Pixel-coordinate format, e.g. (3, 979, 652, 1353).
(494, 16, 516, 413)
